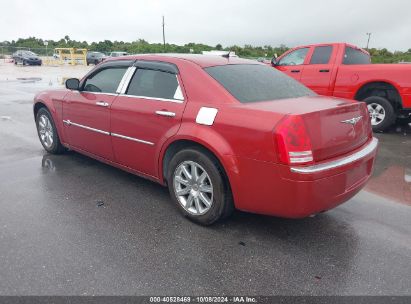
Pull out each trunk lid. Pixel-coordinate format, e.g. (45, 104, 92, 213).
(238, 96, 372, 162)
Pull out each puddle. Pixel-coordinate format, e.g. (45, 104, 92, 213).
(16, 77, 42, 83)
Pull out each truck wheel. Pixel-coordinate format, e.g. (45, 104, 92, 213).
(364, 96, 395, 132)
(167, 148, 234, 226)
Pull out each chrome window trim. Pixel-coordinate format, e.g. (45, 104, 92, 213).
(118, 66, 136, 94)
(118, 94, 184, 104)
(79, 91, 119, 96)
(111, 133, 154, 146)
(119, 67, 185, 103)
(63, 120, 154, 146)
(291, 137, 378, 174)
(116, 67, 134, 94)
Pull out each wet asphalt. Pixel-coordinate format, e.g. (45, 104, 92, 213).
(0, 64, 410, 296)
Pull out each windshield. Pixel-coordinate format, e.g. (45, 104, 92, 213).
(22, 51, 36, 56)
(205, 64, 315, 103)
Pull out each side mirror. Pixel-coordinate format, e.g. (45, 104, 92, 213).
(65, 78, 80, 90)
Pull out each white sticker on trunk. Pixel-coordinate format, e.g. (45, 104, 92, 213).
(196, 107, 218, 126)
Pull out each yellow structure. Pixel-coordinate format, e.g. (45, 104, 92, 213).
(54, 48, 88, 65)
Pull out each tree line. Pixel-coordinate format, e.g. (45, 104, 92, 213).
(2, 36, 411, 63)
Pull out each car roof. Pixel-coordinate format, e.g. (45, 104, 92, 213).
(104, 53, 261, 68)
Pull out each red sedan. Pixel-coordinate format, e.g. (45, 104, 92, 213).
(33, 54, 378, 225)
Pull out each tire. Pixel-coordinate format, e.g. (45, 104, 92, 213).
(14, 60, 17, 65)
(167, 148, 234, 225)
(364, 96, 395, 132)
(23, 60, 27, 66)
(35, 107, 65, 154)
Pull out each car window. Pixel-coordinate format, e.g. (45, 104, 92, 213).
(126, 69, 183, 100)
(310, 46, 333, 64)
(83, 67, 128, 93)
(278, 48, 309, 66)
(343, 47, 371, 65)
(205, 64, 315, 103)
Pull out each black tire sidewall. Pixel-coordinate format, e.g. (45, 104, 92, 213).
(35, 108, 63, 154)
(364, 96, 395, 132)
(167, 148, 228, 225)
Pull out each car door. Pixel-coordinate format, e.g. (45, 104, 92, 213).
(275, 47, 310, 81)
(110, 61, 186, 177)
(300, 45, 336, 95)
(62, 60, 132, 160)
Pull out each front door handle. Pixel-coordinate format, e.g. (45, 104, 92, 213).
(319, 69, 330, 73)
(155, 110, 176, 117)
(96, 101, 109, 107)
(291, 70, 301, 73)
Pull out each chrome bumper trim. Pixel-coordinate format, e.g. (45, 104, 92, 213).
(291, 137, 378, 174)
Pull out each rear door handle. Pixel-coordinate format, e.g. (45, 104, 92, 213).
(319, 69, 330, 73)
(291, 70, 300, 73)
(155, 110, 176, 117)
(96, 101, 109, 107)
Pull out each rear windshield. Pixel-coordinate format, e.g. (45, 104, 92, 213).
(205, 64, 315, 103)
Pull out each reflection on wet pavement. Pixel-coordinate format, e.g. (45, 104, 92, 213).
(367, 124, 411, 206)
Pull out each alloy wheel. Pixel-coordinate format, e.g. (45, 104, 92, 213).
(38, 114, 54, 148)
(173, 161, 214, 215)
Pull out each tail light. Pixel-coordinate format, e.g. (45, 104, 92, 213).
(274, 115, 314, 165)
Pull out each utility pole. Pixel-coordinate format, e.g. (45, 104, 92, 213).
(162, 16, 166, 52)
(366, 32, 372, 50)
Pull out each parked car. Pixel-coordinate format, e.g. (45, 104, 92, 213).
(272, 43, 411, 132)
(109, 51, 128, 57)
(33, 54, 377, 225)
(12, 50, 42, 66)
(86, 51, 107, 65)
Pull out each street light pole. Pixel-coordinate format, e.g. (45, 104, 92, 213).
(162, 16, 166, 52)
(366, 33, 372, 50)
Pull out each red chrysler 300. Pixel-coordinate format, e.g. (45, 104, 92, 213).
(33, 54, 378, 225)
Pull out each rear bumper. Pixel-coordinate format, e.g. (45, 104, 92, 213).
(26, 59, 42, 65)
(291, 138, 378, 174)
(230, 137, 378, 218)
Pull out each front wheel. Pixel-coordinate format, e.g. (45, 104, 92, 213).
(35, 108, 65, 154)
(167, 148, 234, 225)
(364, 96, 395, 132)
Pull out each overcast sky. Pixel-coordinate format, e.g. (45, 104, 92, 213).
(1, 0, 410, 50)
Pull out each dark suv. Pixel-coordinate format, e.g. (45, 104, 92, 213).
(86, 52, 107, 65)
(12, 50, 42, 66)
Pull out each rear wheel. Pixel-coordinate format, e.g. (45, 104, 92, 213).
(35, 108, 65, 154)
(364, 96, 395, 132)
(167, 148, 234, 225)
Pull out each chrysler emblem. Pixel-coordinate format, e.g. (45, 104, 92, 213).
(341, 116, 362, 126)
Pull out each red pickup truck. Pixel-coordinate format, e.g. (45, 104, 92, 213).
(272, 43, 411, 131)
